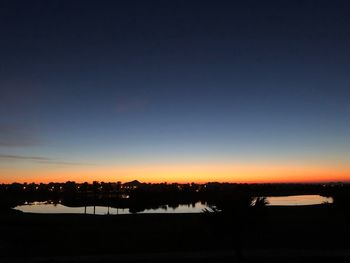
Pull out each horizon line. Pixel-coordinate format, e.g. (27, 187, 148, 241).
(1, 180, 348, 185)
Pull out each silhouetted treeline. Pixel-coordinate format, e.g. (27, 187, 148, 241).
(0, 180, 348, 213)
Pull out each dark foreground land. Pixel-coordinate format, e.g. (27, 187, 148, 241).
(1, 205, 350, 262)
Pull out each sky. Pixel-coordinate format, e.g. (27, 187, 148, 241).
(1, 0, 350, 183)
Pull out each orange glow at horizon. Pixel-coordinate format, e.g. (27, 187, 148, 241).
(1, 162, 349, 184)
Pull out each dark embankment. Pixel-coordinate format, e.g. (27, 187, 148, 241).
(1, 205, 350, 262)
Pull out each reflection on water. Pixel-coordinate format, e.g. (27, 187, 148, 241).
(265, 195, 333, 206)
(15, 195, 333, 214)
(15, 202, 209, 215)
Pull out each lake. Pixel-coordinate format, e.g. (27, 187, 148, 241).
(14, 195, 333, 214)
(264, 195, 333, 206)
(14, 201, 209, 215)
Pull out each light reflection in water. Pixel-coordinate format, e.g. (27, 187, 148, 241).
(15, 202, 209, 215)
(15, 195, 333, 214)
(264, 195, 333, 206)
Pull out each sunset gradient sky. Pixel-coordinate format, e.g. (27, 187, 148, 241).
(1, 1, 350, 183)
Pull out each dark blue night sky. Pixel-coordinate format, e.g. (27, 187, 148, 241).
(1, 1, 350, 183)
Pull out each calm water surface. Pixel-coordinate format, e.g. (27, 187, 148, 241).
(15, 202, 209, 215)
(15, 195, 333, 214)
(265, 195, 333, 206)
